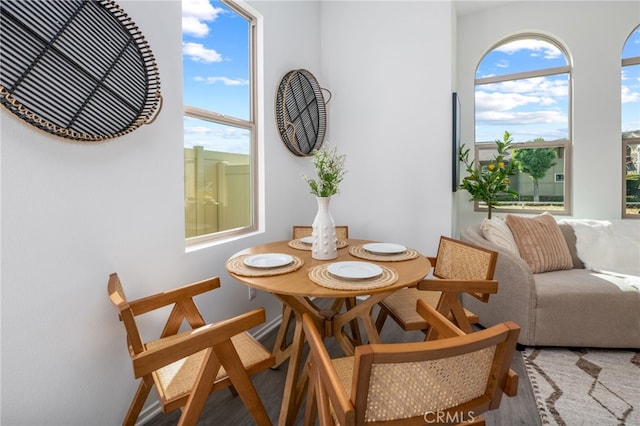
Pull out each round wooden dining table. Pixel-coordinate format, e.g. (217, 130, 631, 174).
(226, 238, 431, 426)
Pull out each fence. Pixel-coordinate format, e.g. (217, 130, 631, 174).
(184, 147, 251, 238)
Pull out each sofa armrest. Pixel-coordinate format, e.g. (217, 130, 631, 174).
(460, 224, 538, 346)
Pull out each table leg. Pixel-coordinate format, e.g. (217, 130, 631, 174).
(275, 296, 326, 426)
(272, 304, 294, 368)
(331, 292, 392, 354)
(278, 311, 305, 426)
(272, 297, 330, 368)
(344, 297, 363, 346)
(274, 293, 390, 424)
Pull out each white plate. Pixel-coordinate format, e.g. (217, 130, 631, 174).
(362, 243, 407, 255)
(300, 236, 314, 245)
(243, 253, 293, 269)
(327, 261, 383, 280)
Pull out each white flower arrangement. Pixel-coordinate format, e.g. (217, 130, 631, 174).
(301, 145, 347, 197)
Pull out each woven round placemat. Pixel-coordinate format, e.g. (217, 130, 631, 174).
(348, 245, 420, 262)
(225, 254, 304, 277)
(287, 239, 348, 251)
(308, 263, 398, 290)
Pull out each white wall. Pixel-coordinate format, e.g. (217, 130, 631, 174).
(0, 0, 322, 424)
(0, 0, 456, 423)
(455, 1, 640, 232)
(320, 1, 455, 253)
(11, 0, 633, 423)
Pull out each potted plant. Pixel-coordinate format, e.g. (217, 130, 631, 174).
(458, 131, 519, 219)
(301, 145, 347, 259)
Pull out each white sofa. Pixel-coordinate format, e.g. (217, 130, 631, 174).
(460, 216, 640, 348)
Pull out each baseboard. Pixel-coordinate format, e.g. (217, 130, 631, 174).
(137, 404, 163, 426)
(253, 312, 284, 341)
(134, 312, 283, 425)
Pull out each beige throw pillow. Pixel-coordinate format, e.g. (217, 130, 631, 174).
(505, 213, 573, 273)
(480, 218, 520, 256)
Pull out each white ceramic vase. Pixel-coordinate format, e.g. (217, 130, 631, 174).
(311, 196, 337, 260)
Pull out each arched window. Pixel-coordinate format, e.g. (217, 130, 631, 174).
(183, 0, 258, 243)
(474, 35, 571, 216)
(622, 25, 640, 218)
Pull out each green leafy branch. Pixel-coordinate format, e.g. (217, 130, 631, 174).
(301, 145, 347, 197)
(459, 131, 519, 218)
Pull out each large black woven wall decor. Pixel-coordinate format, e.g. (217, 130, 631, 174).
(0, 0, 162, 142)
(275, 69, 330, 156)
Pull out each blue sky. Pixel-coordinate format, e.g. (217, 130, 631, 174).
(182, 0, 251, 153)
(179, 2, 640, 150)
(475, 29, 640, 143)
(622, 26, 640, 135)
(475, 38, 569, 143)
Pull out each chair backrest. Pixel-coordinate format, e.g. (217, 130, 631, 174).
(108, 273, 273, 425)
(351, 324, 518, 423)
(433, 236, 497, 281)
(303, 299, 520, 425)
(108, 273, 145, 356)
(292, 225, 349, 240)
(107, 273, 218, 357)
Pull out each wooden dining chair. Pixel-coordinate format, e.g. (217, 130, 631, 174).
(292, 225, 349, 240)
(273, 225, 353, 367)
(375, 236, 498, 340)
(302, 299, 520, 425)
(107, 273, 274, 426)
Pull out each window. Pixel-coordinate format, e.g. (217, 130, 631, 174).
(622, 25, 640, 218)
(183, 0, 257, 242)
(474, 35, 571, 216)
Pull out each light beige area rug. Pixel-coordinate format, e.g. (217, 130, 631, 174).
(522, 348, 640, 425)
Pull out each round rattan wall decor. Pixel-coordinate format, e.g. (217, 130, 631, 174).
(0, 0, 162, 142)
(275, 69, 330, 156)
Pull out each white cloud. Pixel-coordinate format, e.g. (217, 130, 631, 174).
(475, 77, 567, 118)
(496, 39, 563, 60)
(622, 85, 640, 103)
(476, 109, 566, 126)
(183, 42, 223, 63)
(476, 91, 534, 112)
(184, 119, 250, 154)
(475, 90, 559, 113)
(182, 16, 210, 38)
(476, 126, 568, 143)
(185, 125, 215, 136)
(182, 0, 224, 38)
(621, 68, 640, 85)
(494, 76, 568, 97)
(194, 76, 249, 86)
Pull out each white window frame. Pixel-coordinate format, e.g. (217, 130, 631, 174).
(474, 34, 572, 216)
(622, 30, 640, 219)
(184, 0, 260, 247)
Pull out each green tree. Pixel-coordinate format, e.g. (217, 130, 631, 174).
(459, 131, 519, 219)
(512, 145, 557, 202)
(627, 173, 640, 197)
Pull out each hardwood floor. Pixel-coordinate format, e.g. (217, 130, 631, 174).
(144, 304, 541, 426)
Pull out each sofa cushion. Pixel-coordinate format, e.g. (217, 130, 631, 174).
(505, 213, 573, 273)
(480, 217, 520, 256)
(560, 219, 640, 276)
(532, 268, 640, 347)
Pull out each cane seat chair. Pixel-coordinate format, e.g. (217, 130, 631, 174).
(303, 300, 520, 426)
(273, 226, 355, 367)
(292, 225, 349, 241)
(375, 236, 498, 339)
(108, 273, 274, 426)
